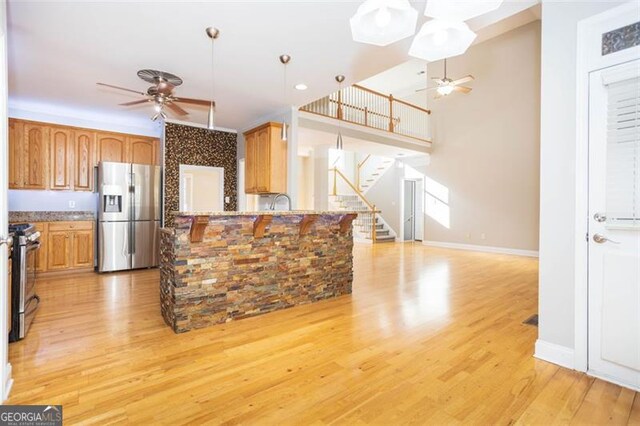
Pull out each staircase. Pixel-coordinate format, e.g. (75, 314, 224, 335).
(331, 194, 396, 243)
(357, 155, 394, 194)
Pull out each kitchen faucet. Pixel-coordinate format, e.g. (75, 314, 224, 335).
(269, 193, 292, 211)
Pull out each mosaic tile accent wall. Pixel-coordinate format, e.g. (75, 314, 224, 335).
(160, 214, 354, 333)
(164, 123, 238, 226)
(602, 21, 640, 56)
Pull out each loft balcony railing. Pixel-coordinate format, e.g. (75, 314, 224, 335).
(300, 84, 431, 143)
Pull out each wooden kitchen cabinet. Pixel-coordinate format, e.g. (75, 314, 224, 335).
(22, 122, 49, 189)
(72, 230, 94, 268)
(47, 230, 71, 271)
(243, 122, 287, 194)
(33, 222, 48, 273)
(97, 133, 128, 163)
(8, 118, 160, 191)
(74, 130, 96, 191)
(49, 127, 73, 190)
(9, 119, 23, 189)
(45, 221, 94, 272)
(127, 136, 157, 165)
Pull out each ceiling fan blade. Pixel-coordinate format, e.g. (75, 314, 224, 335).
(434, 92, 443, 100)
(97, 82, 146, 96)
(453, 85, 472, 94)
(173, 97, 212, 106)
(451, 75, 474, 86)
(166, 102, 189, 116)
(119, 99, 150, 106)
(431, 77, 443, 82)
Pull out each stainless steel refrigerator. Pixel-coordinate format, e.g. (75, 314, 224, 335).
(98, 162, 162, 272)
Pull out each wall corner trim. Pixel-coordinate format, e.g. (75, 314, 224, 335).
(534, 339, 575, 370)
(422, 240, 539, 258)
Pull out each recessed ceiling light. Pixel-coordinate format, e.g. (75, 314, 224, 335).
(295, 83, 308, 91)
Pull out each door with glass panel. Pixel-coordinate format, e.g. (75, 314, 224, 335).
(588, 59, 640, 391)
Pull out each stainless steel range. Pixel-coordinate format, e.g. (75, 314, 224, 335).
(9, 223, 41, 342)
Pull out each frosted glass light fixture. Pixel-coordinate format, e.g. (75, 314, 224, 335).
(408, 20, 476, 62)
(424, 0, 503, 22)
(350, 0, 418, 46)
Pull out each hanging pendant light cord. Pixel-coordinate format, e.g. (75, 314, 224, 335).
(210, 38, 215, 127)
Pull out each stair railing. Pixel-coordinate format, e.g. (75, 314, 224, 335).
(330, 166, 379, 242)
(300, 84, 432, 143)
(355, 154, 371, 192)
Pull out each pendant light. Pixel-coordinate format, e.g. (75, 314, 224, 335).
(350, 0, 418, 46)
(279, 54, 291, 141)
(206, 27, 220, 130)
(335, 74, 345, 150)
(408, 20, 476, 62)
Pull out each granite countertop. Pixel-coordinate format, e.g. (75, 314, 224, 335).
(173, 210, 362, 216)
(9, 211, 95, 223)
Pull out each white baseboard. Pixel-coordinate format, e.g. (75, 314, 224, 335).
(534, 340, 575, 370)
(422, 240, 539, 258)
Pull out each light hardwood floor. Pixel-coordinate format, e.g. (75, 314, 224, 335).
(8, 243, 640, 424)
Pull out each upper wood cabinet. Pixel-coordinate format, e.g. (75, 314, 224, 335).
(97, 133, 128, 163)
(22, 123, 49, 190)
(8, 120, 23, 189)
(243, 122, 287, 194)
(49, 127, 73, 190)
(74, 130, 96, 192)
(8, 118, 160, 191)
(128, 137, 157, 165)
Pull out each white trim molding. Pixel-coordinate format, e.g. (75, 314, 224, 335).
(535, 340, 575, 370)
(423, 240, 539, 257)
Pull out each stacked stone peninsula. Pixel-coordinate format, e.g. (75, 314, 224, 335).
(160, 211, 358, 333)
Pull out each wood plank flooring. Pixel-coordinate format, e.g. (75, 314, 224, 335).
(7, 243, 640, 424)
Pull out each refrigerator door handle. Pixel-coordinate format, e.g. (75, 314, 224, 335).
(122, 224, 129, 256)
(131, 222, 136, 254)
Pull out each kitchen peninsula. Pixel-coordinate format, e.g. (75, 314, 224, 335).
(160, 211, 358, 333)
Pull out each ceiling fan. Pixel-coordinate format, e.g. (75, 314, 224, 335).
(97, 69, 212, 121)
(416, 59, 474, 99)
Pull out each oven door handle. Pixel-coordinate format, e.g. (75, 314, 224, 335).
(26, 241, 41, 252)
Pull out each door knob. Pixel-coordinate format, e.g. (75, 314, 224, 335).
(593, 233, 620, 244)
(0, 236, 12, 247)
(594, 212, 607, 222)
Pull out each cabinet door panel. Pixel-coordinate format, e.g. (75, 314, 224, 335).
(73, 230, 94, 268)
(97, 133, 127, 163)
(74, 131, 96, 191)
(255, 128, 271, 193)
(9, 119, 23, 189)
(244, 132, 257, 193)
(47, 231, 71, 270)
(23, 123, 49, 189)
(269, 125, 287, 194)
(128, 137, 156, 165)
(50, 127, 73, 190)
(33, 222, 47, 273)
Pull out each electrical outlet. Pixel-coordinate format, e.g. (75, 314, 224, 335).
(225, 196, 230, 204)
(480, 233, 486, 240)
(68, 200, 76, 209)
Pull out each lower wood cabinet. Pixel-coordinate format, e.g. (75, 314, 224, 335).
(32, 221, 95, 273)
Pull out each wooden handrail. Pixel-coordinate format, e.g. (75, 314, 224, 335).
(356, 154, 371, 191)
(301, 83, 432, 144)
(330, 167, 379, 242)
(331, 167, 379, 212)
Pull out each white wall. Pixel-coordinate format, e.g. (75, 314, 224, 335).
(405, 21, 541, 252)
(538, 1, 624, 354)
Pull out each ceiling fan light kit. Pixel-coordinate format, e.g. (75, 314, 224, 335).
(350, 0, 418, 46)
(424, 0, 503, 22)
(408, 20, 476, 62)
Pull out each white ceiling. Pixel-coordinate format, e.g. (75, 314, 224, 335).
(7, 0, 539, 132)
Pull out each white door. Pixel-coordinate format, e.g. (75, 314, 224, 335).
(0, 2, 12, 401)
(588, 59, 640, 391)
